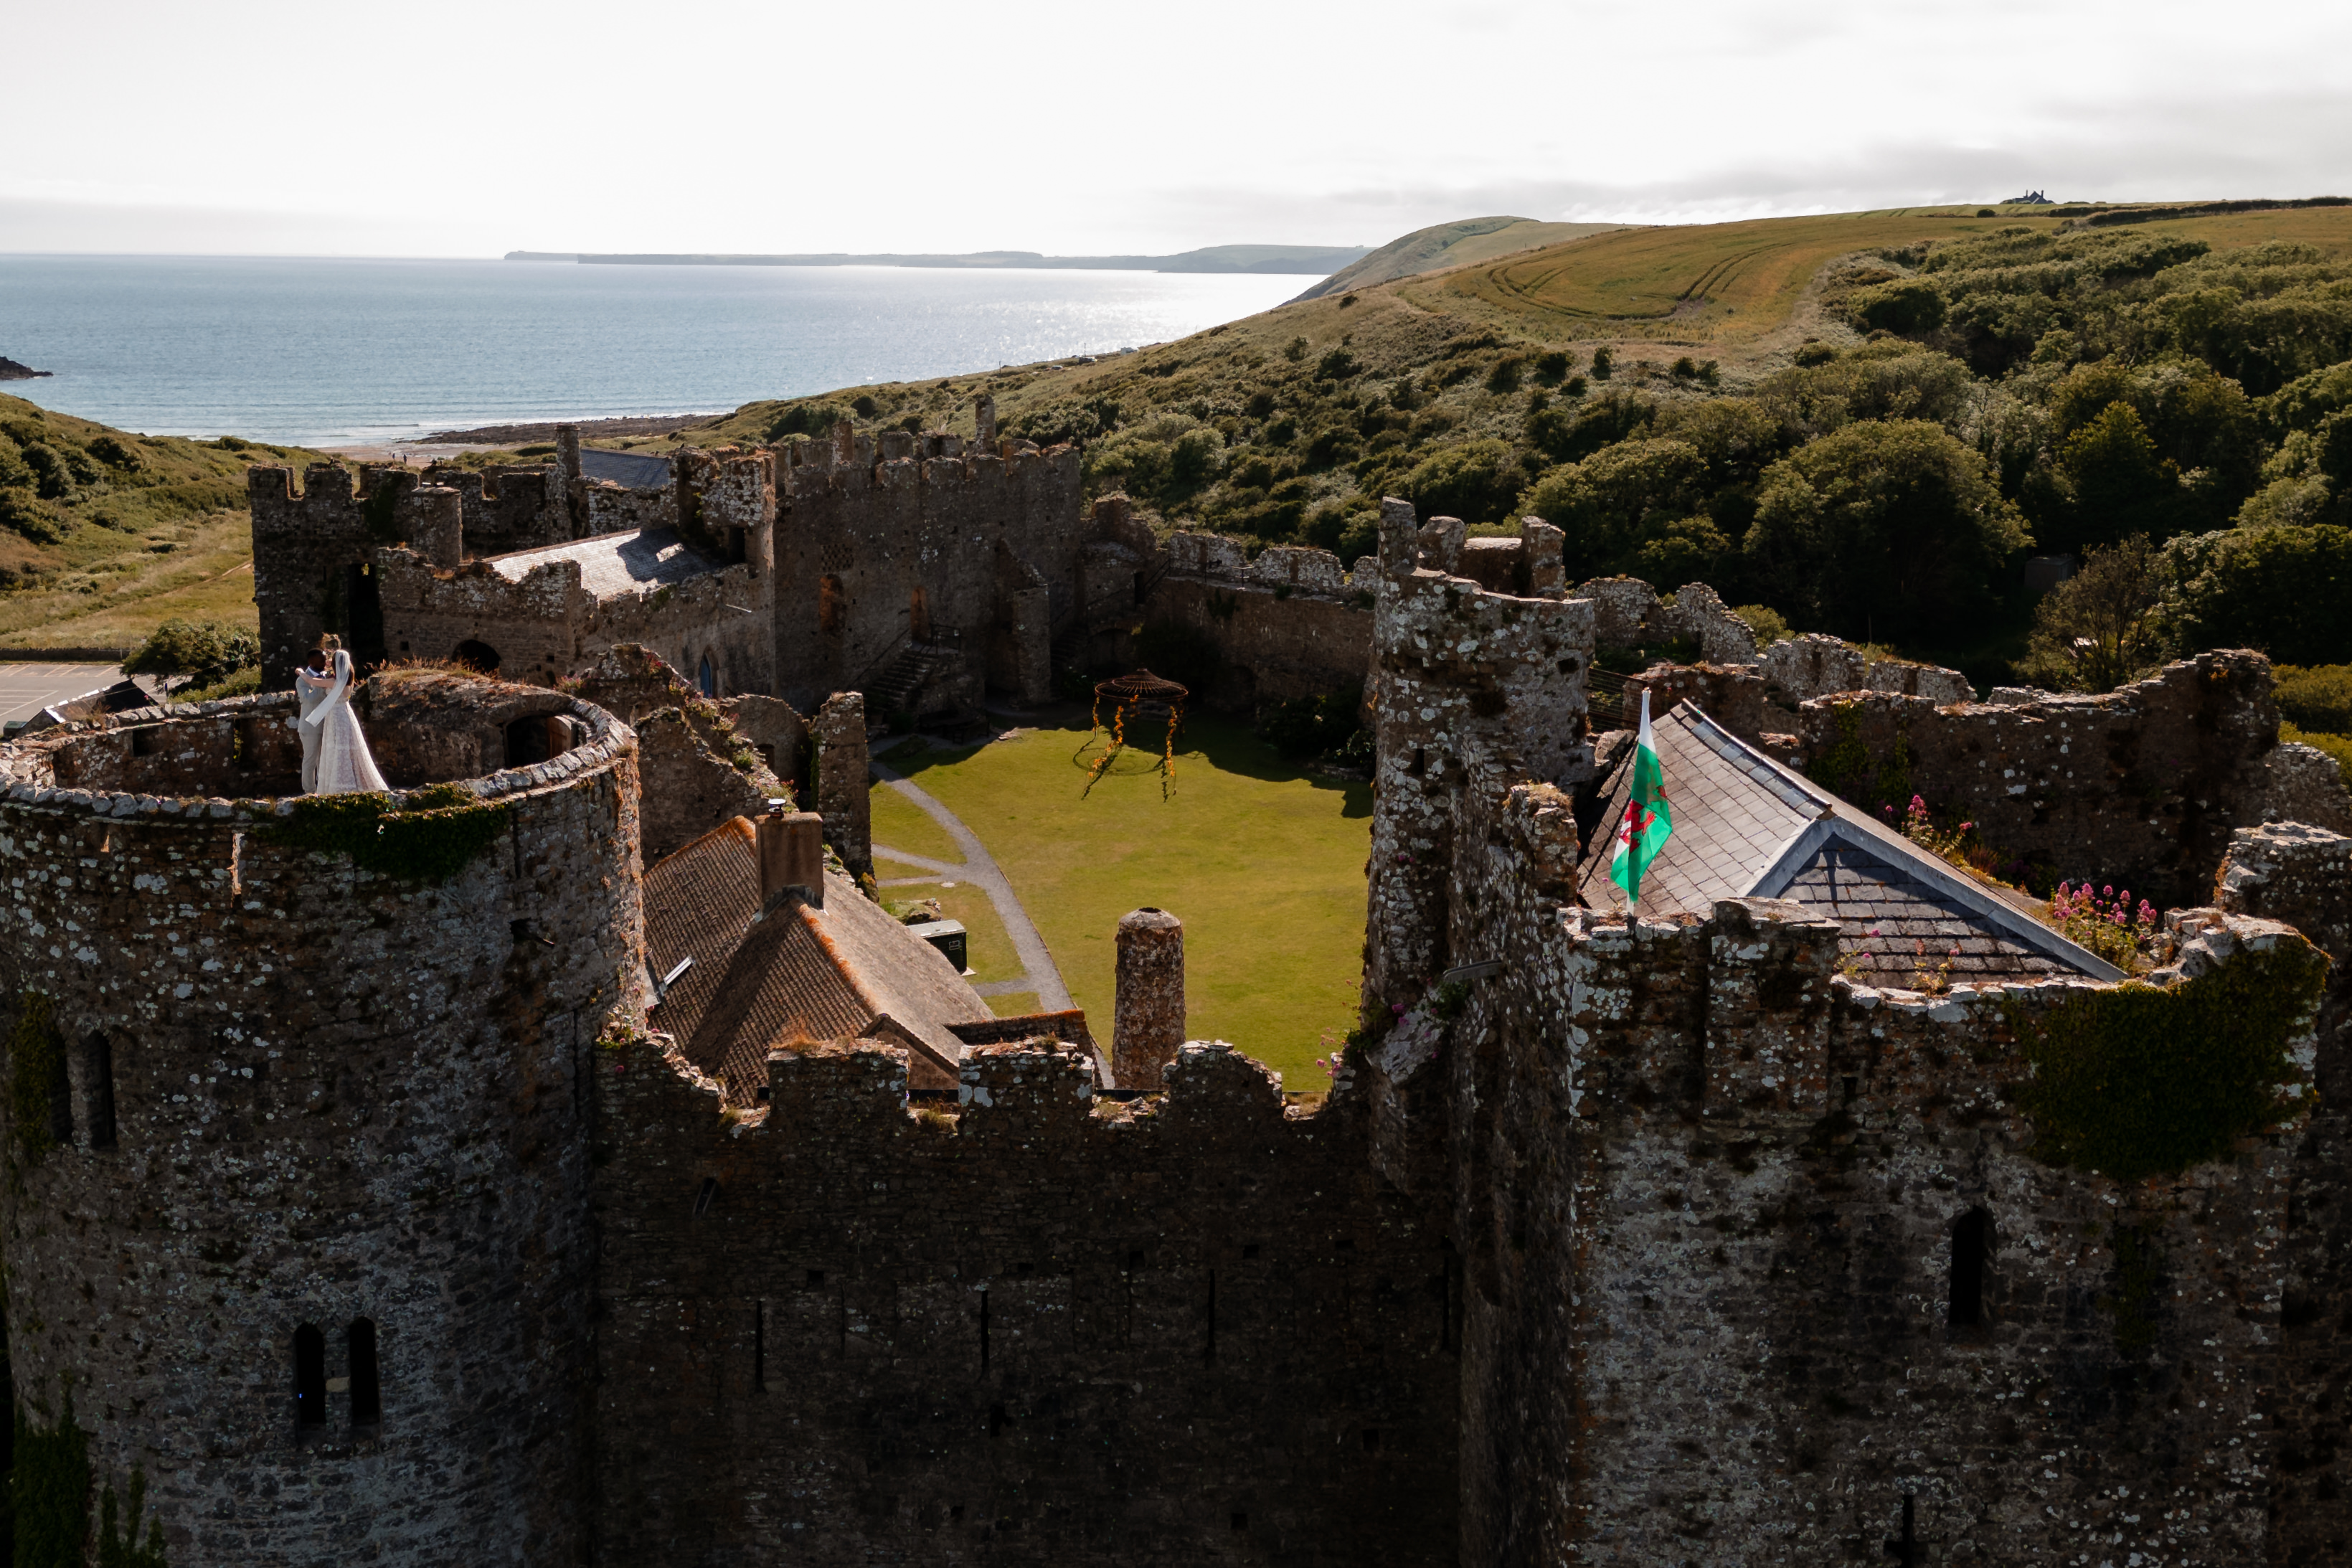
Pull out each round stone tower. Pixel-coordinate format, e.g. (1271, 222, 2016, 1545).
(0, 671, 644, 1564)
(1112, 906, 1185, 1090)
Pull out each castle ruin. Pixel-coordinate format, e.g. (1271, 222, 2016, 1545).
(1, 481, 2349, 1564)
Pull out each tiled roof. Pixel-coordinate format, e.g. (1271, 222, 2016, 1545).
(1578, 703, 2121, 981)
(1578, 705, 1817, 918)
(486, 526, 722, 600)
(1778, 838, 2074, 981)
(643, 818, 991, 1102)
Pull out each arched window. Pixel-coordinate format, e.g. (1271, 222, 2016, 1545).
(910, 587, 931, 643)
(818, 575, 846, 638)
(348, 1319, 382, 1426)
(293, 1324, 326, 1428)
(1948, 1208, 1990, 1327)
(698, 655, 717, 698)
(453, 638, 501, 674)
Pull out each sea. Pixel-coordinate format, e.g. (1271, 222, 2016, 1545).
(0, 255, 1307, 448)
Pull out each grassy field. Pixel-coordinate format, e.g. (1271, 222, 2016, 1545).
(0, 392, 329, 650)
(1416, 209, 2064, 345)
(873, 712, 1369, 1087)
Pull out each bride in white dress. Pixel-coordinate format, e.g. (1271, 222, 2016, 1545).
(301, 647, 388, 795)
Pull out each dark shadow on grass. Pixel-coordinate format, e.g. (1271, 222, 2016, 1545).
(1173, 713, 1374, 817)
(894, 712, 1373, 818)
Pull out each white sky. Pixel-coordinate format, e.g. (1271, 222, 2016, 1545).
(4, 0, 2349, 258)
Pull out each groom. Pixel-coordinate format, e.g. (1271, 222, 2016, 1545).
(293, 635, 336, 793)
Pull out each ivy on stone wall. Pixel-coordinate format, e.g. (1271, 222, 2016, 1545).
(2006, 942, 2328, 1181)
(260, 783, 509, 884)
(4, 1399, 169, 1568)
(97, 1468, 167, 1568)
(6, 993, 65, 1163)
(9, 1396, 89, 1568)
(1806, 702, 1914, 810)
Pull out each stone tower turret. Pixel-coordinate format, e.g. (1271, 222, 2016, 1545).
(0, 673, 645, 1564)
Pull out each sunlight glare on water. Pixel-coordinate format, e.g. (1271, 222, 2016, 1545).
(0, 255, 1307, 446)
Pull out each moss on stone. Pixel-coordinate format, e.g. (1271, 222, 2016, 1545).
(2007, 942, 2328, 1181)
(6, 995, 65, 1164)
(260, 786, 509, 884)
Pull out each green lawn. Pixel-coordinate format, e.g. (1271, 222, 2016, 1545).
(876, 713, 1369, 1087)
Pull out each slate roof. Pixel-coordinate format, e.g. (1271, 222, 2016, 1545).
(486, 526, 722, 600)
(1577, 703, 2122, 982)
(577, 448, 674, 489)
(643, 818, 993, 1102)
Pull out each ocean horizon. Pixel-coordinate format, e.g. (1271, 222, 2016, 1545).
(0, 255, 1306, 448)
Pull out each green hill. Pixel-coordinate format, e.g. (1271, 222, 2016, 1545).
(0, 394, 331, 651)
(1289, 216, 1626, 301)
(681, 200, 2352, 684)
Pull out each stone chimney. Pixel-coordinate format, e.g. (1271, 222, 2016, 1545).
(974, 392, 997, 450)
(1112, 907, 1185, 1090)
(410, 485, 463, 567)
(757, 808, 824, 908)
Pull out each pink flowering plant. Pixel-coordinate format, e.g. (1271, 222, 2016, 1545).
(2046, 881, 2160, 968)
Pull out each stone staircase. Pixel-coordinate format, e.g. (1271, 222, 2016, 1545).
(862, 639, 962, 727)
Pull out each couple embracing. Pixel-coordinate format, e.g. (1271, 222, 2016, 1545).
(292, 636, 387, 795)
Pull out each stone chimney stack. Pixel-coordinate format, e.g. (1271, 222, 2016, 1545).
(1112, 907, 1185, 1090)
(974, 392, 997, 450)
(554, 422, 585, 537)
(410, 484, 463, 567)
(757, 808, 825, 908)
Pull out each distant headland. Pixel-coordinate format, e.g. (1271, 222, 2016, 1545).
(504, 243, 1370, 275)
(0, 357, 52, 381)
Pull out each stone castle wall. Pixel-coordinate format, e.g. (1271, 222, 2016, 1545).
(1764, 652, 2340, 905)
(2214, 821, 2352, 1563)
(770, 431, 1084, 712)
(1351, 500, 2340, 1562)
(0, 677, 645, 1565)
(589, 1036, 1460, 1566)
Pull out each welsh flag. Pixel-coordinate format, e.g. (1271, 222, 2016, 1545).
(1609, 690, 1673, 905)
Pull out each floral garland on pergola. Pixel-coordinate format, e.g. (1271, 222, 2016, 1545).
(1080, 668, 1189, 800)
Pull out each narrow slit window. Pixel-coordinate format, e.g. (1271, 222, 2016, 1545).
(1948, 1208, 1990, 1327)
(46, 1040, 72, 1150)
(347, 1319, 381, 1426)
(293, 1324, 326, 1427)
(754, 1301, 766, 1393)
(83, 1034, 115, 1151)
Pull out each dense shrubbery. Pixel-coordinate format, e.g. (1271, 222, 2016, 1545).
(1744, 420, 2028, 642)
(126, 618, 260, 693)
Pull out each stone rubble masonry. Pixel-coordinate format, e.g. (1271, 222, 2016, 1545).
(253, 406, 1085, 734)
(1364, 497, 1592, 1021)
(1435, 875, 2322, 1563)
(1760, 630, 1975, 705)
(813, 689, 871, 874)
(1765, 649, 2352, 905)
(1111, 907, 1186, 1090)
(2214, 821, 2352, 1563)
(589, 1031, 1458, 1565)
(1620, 659, 1770, 740)
(0, 674, 646, 1567)
(1349, 492, 2352, 1561)
(768, 425, 1084, 714)
(1570, 575, 1760, 666)
(572, 643, 791, 864)
(407, 483, 462, 569)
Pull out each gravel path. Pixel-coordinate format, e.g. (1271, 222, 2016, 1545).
(868, 758, 1074, 1013)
